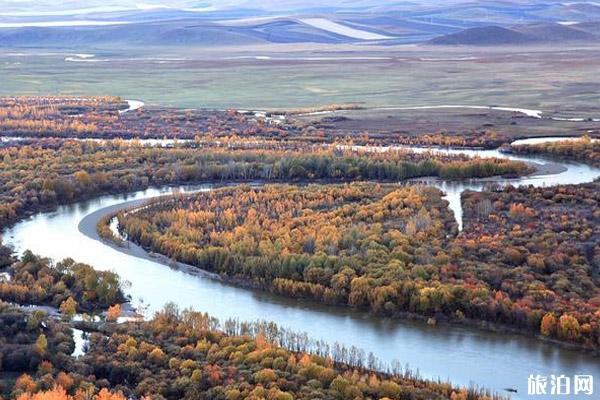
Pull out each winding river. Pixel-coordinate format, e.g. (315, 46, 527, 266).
(3, 137, 600, 399)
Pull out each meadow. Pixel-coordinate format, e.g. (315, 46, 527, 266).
(2, 43, 600, 116)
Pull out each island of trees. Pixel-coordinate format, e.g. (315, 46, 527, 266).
(113, 182, 600, 350)
(0, 250, 124, 313)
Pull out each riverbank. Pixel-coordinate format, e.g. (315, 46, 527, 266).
(4, 185, 596, 399)
(526, 160, 567, 176)
(84, 186, 600, 358)
(4, 137, 600, 398)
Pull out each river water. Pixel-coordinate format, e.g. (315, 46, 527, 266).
(3, 138, 600, 399)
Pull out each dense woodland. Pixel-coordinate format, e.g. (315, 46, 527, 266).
(116, 182, 600, 349)
(0, 302, 76, 394)
(0, 247, 124, 398)
(1, 300, 502, 400)
(511, 136, 600, 166)
(459, 184, 600, 346)
(118, 184, 454, 309)
(0, 96, 598, 398)
(0, 248, 498, 400)
(0, 97, 126, 137)
(0, 250, 124, 312)
(0, 140, 529, 229)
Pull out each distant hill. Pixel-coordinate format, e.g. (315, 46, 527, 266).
(1, 2, 599, 49)
(514, 22, 597, 41)
(0, 19, 366, 47)
(428, 26, 533, 45)
(560, 2, 600, 15)
(428, 22, 598, 45)
(0, 25, 250, 47)
(566, 21, 600, 35)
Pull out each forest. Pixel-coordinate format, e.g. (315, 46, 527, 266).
(0, 97, 125, 137)
(0, 139, 529, 229)
(0, 250, 124, 312)
(0, 302, 76, 395)
(459, 183, 600, 346)
(0, 246, 123, 397)
(1, 96, 599, 398)
(510, 136, 600, 166)
(0, 247, 499, 400)
(1, 299, 502, 400)
(115, 182, 600, 349)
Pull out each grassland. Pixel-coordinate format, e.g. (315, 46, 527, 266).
(2, 43, 600, 117)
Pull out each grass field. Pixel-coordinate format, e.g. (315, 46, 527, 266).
(2, 44, 600, 117)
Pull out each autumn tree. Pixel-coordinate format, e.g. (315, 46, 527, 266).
(34, 334, 48, 356)
(557, 314, 581, 341)
(106, 304, 121, 322)
(540, 313, 556, 337)
(59, 297, 77, 319)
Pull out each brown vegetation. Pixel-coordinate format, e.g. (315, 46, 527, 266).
(511, 136, 600, 166)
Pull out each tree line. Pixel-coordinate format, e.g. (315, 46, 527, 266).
(0, 140, 529, 229)
(510, 136, 599, 166)
(2, 301, 504, 400)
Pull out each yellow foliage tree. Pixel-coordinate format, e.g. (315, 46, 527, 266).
(35, 334, 48, 356)
(557, 314, 581, 341)
(540, 313, 556, 337)
(59, 297, 77, 319)
(16, 386, 126, 400)
(14, 374, 36, 394)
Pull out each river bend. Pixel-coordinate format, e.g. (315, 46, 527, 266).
(3, 138, 600, 399)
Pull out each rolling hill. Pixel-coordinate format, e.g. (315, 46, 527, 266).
(514, 22, 597, 41)
(1, 2, 600, 48)
(428, 26, 533, 45)
(0, 18, 385, 47)
(428, 22, 599, 45)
